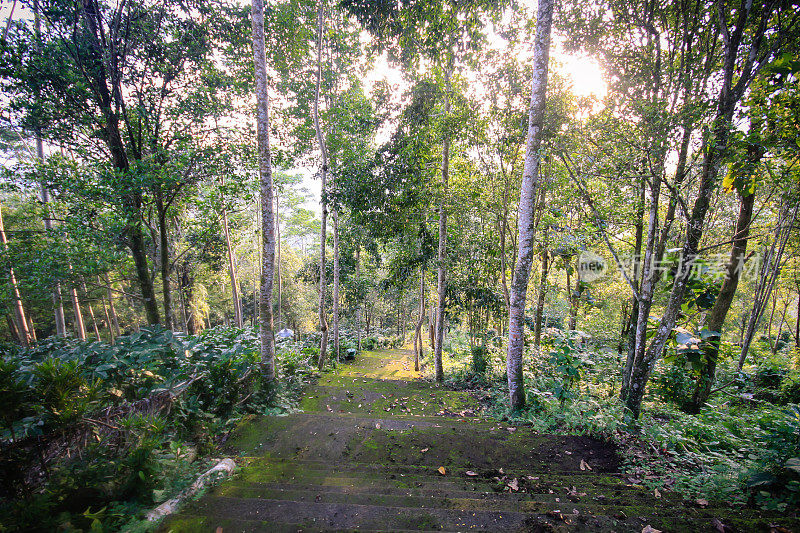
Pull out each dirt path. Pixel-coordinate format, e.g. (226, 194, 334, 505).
(161, 349, 794, 532)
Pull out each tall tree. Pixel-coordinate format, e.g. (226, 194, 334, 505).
(506, 0, 555, 411)
(252, 0, 277, 380)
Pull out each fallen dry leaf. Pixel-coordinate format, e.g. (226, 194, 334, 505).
(507, 478, 519, 491)
(465, 470, 478, 476)
(421, 448, 429, 453)
(375, 423, 381, 429)
(654, 488, 661, 499)
(498, 467, 504, 474)
(696, 498, 709, 508)
(642, 526, 662, 533)
(579, 459, 592, 471)
(438, 466, 447, 475)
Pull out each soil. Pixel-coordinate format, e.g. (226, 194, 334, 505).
(159, 348, 800, 532)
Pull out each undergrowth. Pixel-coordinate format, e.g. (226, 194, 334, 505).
(437, 328, 800, 513)
(0, 326, 319, 532)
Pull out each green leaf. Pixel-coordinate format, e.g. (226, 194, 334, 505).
(785, 458, 800, 475)
(747, 471, 777, 488)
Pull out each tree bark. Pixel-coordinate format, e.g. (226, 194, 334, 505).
(506, 0, 553, 411)
(533, 248, 549, 348)
(102, 273, 121, 338)
(414, 270, 426, 371)
(738, 203, 798, 370)
(81, 278, 101, 341)
(313, 2, 329, 370)
(0, 201, 33, 346)
(333, 210, 340, 360)
(70, 284, 86, 341)
(155, 192, 174, 330)
(100, 288, 114, 342)
(434, 63, 453, 382)
(688, 186, 756, 412)
(221, 204, 243, 328)
(252, 0, 276, 380)
(275, 192, 281, 328)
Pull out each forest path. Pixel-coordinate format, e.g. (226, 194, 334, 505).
(160, 348, 785, 533)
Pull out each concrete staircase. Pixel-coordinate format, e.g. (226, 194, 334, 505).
(160, 350, 797, 532)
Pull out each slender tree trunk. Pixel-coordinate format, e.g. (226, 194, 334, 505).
(155, 194, 174, 330)
(177, 276, 188, 332)
(129, 226, 160, 325)
(429, 305, 436, 353)
(0, 202, 32, 346)
(533, 248, 549, 348)
(739, 204, 798, 370)
(415, 269, 425, 371)
(506, 0, 553, 411)
(221, 205, 243, 328)
(356, 246, 362, 353)
(622, 180, 646, 385)
(333, 210, 340, 360)
(100, 289, 114, 343)
(102, 273, 121, 337)
(313, 2, 329, 370)
(33, 0, 66, 337)
(275, 192, 281, 328)
(795, 291, 800, 355)
(81, 278, 101, 341)
(70, 284, 86, 341)
(434, 64, 453, 382)
(688, 186, 756, 412)
(252, 0, 276, 380)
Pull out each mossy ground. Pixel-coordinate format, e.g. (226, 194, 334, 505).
(159, 348, 800, 532)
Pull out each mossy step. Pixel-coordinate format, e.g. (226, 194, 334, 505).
(238, 456, 622, 481)
(213, 481, 777, 522)
(167, 495, 727, 533)
(159, 513, 446, 533)
(211, 483, 708, 513)
(181, 495, 547, 532)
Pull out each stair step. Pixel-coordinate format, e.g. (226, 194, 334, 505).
(184, 495, 547, 531)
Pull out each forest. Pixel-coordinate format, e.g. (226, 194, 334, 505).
(1, 0, 800, 530)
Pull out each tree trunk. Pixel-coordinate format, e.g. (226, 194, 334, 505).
(533, 248, 549, 348)
(506, 0, 553, 411)
(275, 192, 281, 328)
(333, 210, 340, 360)
(221, 205, 243, 328)
(102, 273, 121, 338)
(356, 246, 362, 352)
(414, 269, 425, 371)
(70, 284, 86, 341)
(155, 193, 174, 330)
(738, 203, 799, 370)
(434, 63, 453, 382)
(0, 201, 32, 346)
(313, 2, 329, 370)
(623, 1, 774, 418)
(252, 0, 276, 380)
(621, 180, 646, 385)
(81, 278, 101, 341)
(129, 225, 161, 325)
(687, 185, 756, 413)
(100, 289, 114, 342)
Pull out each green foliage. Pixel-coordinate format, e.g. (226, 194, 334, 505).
(0, 326, 316, 531)
(548, 335, 593, 404)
